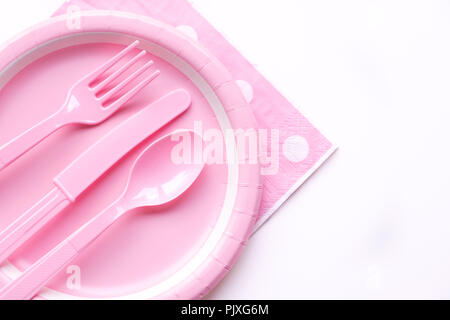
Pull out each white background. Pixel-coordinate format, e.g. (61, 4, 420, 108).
(1, 0, 450, 299)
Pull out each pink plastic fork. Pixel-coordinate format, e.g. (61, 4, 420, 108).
(0, 40, 160, 171)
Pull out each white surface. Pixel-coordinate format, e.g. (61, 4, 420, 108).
(1, 0, 450, 299)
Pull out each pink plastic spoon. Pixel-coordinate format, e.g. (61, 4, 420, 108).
(0, 130, 205, 300)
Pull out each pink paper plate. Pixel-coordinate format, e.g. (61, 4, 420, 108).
(0, 11, 262, 299)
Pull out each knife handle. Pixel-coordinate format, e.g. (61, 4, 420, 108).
(0, 187, 70, 264)
(0, 203, 119, 300)
(0, 238, 79, 300)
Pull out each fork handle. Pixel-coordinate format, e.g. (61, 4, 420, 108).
(0, 204, 118, 300)
(0, 110, 65, 171)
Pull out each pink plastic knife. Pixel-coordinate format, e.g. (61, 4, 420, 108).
(0, 89, 191, 264)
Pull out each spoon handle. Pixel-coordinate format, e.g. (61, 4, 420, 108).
(0, 204, 120, 300)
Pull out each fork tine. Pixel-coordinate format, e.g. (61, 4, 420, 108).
(107, 70, 161, 110)
(93, 50, 147, 92)
(100, 60, 155, 103)
(87, 40, 140, 82)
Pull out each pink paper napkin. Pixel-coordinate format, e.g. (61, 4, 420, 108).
(54, 0, 336, 232)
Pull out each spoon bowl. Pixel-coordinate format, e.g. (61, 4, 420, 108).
(123, 130, 205, 209)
